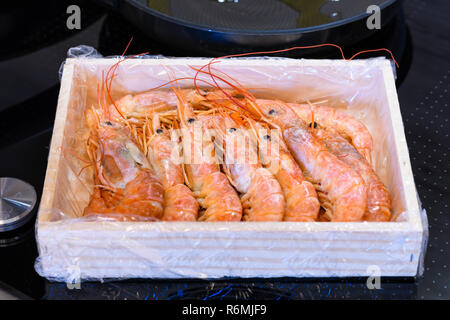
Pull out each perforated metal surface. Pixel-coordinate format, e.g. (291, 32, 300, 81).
(141, 0, 389, 30)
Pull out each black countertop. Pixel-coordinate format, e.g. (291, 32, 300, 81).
(0, 0, 449, 300)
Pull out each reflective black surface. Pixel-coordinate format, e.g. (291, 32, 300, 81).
(140, 0, 391, 30)
(44, 277, 417, 300)
(113, 0, 402, 56)
(0, 0, 449, 300)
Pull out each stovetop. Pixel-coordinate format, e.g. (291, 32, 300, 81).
(0, 0, 449, 300)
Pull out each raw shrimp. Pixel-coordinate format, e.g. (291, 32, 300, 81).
(187, 89, 373, 164)
(110, 88, 250, 124)
(83, 115, 164, 220)
(209, 113, 285, 221)
(248, 120, 320, 221)
(313, 126, 391, 221)
(106, 87, 234, 122)
(107, 90, 178, 122)
(172, 86, 242, 221)
(147, 114, 199, 221)
(287, 103, 373, 164)
(246, 99, 367, 222)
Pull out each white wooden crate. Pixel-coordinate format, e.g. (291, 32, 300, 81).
(35, 57, 426, 281)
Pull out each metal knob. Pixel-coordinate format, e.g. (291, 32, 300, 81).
(0, 177, 37, 232)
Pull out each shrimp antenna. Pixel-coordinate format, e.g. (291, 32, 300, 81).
(141, 114, 152, 156)
(171, 84, 187, 127)
(192, 43, 399, 120)
(189, 65, 255, 102)
(102, 38, 149, 121)
(305, 99, 316, 130)
(165, 66, 189, 127)
(146, 77, 218, 92)
(191, 65, 255, 115)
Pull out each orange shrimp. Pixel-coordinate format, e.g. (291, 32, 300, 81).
(312, 126, 391, 221)
(287, 103, 374, 165)
(147, 114, 199, 221)
(248, 120, 320, 221)
(245, 99, 367, 222)
(209, 113, 285, 221)
(83, 116, 164, 221)
(107, 88, 250, 124)
(106, 90, 178, 122)
(172, 86, 242, 221)
(106, 87, 236, 122)
(186, 90, 373, 164)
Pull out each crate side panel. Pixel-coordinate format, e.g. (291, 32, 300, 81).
(38, 225, 422, 280)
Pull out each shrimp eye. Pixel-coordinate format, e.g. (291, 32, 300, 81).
(268, 109, 276, 115)
(263, 135, 271, 140)
(105, 121, 113, 126)
(229, 128, 236, 133)
(156, 129, 163, 134)
(188, 118, 195, 123)
(309, 122, 318, 129)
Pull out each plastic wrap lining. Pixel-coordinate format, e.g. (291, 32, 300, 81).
(35, 46, 427, 282)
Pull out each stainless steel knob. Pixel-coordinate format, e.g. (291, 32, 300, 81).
(0, 177, 37, 232)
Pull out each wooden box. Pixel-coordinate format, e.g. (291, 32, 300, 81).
(35, 57, 427, 281)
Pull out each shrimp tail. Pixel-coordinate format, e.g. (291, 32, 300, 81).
(242, 168, 285, 221)
(162, 184, 199, 221)
(198, 172, 242, 221)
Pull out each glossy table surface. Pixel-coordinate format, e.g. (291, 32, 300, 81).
(0, 0, 448, 299)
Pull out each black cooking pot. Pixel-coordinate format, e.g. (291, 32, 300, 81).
(96, 0, 402, 56)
